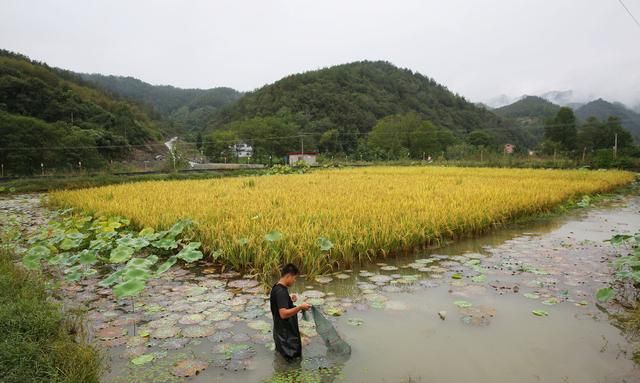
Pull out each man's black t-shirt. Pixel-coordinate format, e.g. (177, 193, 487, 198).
(270, 283, 302, 360)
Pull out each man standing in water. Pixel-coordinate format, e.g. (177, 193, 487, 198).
(270, 264, 311, 361)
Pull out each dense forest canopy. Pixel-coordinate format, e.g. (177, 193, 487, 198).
(204, 61, 543, 157)
(0, 50, 160, 175)
(80, 73, 242, 136)
(1, 49, 638, 174)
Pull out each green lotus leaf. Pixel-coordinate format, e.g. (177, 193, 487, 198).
(595, 287, 614, 302)
(114, 279, 146, 298)
(156, 256, 177, 275)
(99, 269, 124, 287)
(166, 219, 192, 238)
(131, 353, 154, 366)
(127, 255, 158, 269)
(121, 236, 150, 250)
(152, 238, 178, 250)
(79, 250, 98, 265)
(26, 245, 50, 259)
(59, 237, 82, 250)
(532, 309, 549, 317)
(65, 231, 86, 240)
(176, 243, 203, 263)
(211, 249, 223, 260)
(47, 253, 66, 266)
(264, 231, 283, 242)
(123, 267, 151, 281)
(110, 246, 134, 263)
(65, 270, 82, 282)
(453, 300, 472, 308)
(83, 268, 98, 277)
(138, 227, 155, 238)
(22, 254, 41, 270)
(317, 237, 334, 251)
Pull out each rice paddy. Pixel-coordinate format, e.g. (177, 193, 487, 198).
(49, 166, 635, 275)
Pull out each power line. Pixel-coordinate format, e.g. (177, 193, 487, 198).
(618, 0, 640, 29)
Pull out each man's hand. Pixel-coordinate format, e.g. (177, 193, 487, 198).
(291, 294, 298, 302)
(299, 302, 312, 311)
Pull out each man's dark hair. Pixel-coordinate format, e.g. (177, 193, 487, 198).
(281, 263, 299, 277)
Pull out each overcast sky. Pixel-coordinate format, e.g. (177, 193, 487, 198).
(1, 0, 639, 106)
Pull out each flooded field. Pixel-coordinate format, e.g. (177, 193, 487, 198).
(3, 193, 640, 382)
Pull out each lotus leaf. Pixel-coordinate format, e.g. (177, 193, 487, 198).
(131, 353, 154, 366)
(171, 359, 208, 377)
(110, 245, 134, 263)
(114, 279, 146, 298)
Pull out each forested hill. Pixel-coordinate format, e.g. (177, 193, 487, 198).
(494, 96, 560, 119)
(207, 61, 529, 149)
(0, 50, 161, 175)
(80, 73, 242, 135)
(575, 99, 640, 138)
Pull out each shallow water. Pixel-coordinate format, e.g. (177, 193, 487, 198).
(63, 194, 640, 383)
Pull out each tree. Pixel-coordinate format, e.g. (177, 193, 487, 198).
(203, 130, 237, 162)
(228, 115, 300, 159)
(577, 116, 634, 152)
(196, 132, 203, 151)
(544, 107, 577, 151)
(319, 129, 340, 153)
(466, 130, 495, 148)
(368, 113, 457, 159)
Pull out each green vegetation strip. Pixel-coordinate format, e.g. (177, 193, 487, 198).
(0, 248, 101, 383)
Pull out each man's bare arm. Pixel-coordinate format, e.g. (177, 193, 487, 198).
(278, 302, 311, 319)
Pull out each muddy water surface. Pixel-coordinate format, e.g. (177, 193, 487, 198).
(3, 193, 639, 382)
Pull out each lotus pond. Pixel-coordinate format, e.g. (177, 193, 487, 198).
(3, 192, 640, 382)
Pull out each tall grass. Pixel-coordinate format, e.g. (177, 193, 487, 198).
(0, 248, 101, 383)
(50, 166, 635, 276)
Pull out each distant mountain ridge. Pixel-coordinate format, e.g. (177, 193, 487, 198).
(207, 61, 538, 148)
(80, 73, 243, 135)
(575, 99, 640, 138)
(494, 96, 560, 119)
(493, 93, 640, 140)
(0, 49, 161, 174)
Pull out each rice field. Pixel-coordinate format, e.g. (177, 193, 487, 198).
(49, 167, 635, 275)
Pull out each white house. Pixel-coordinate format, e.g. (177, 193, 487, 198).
(231, 143, 253, 158)
(287, 152, 318, 165)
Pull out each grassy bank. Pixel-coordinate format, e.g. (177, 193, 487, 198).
(0, 248, 101, 383)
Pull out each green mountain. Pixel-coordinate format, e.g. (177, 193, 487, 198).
(494, 96, 560, 119)
(575, 99, 640, 138)
(0, 50, 161, 175)
(208, 61, 532, 151)
(80, 73, 242, 135)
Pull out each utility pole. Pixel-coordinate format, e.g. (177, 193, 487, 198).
(300, 135, 304, 156)
(582, 147, 586, 163)
(613, 133, 618, 159)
